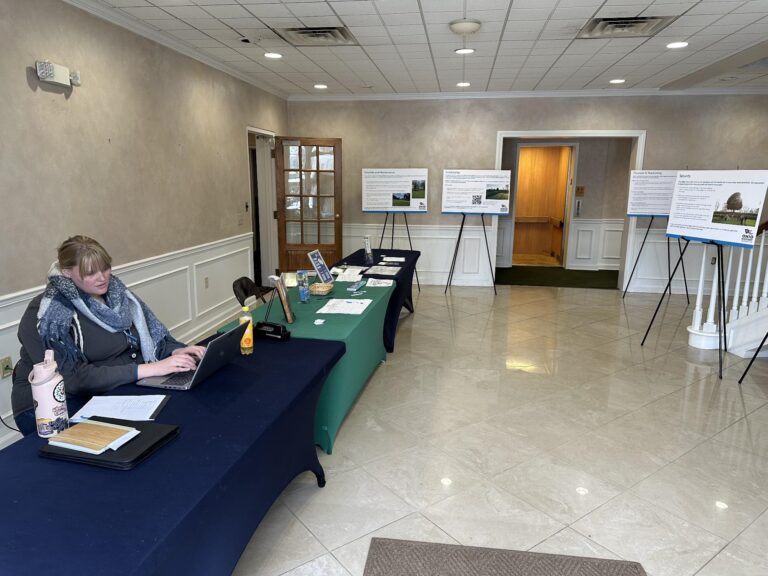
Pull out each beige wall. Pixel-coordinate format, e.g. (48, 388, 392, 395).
(288, 95, 768, 225)
(0, 0, 288, 294)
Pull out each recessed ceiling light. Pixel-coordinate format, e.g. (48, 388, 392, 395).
(609, 78, 625, 84)
(314, 84, 328, 90)
(264, 52, 282, 59)
(456, 81, 471, 87)
(455, 48, 475, 55)
(666, 41, 688, 49)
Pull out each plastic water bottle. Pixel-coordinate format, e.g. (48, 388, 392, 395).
(239, 306, 253, 355)
(363, 235, 374, 266)
(297, 270, 310, 303)
(29, 350, 69, 438)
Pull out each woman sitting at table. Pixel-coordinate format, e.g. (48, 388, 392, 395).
(11, 235, 205, 436)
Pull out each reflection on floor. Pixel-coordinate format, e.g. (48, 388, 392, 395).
(233, 285, 768, 576)
(512, 253, 561, 266)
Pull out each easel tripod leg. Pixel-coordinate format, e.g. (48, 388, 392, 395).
(481, 215, 497, 295)
(739, 330, 768, 384)
(403, 214, 421, 292)
(379, 213, 389, 249)
(678, 237, 690, 304)
(445, 214, 466, 294)
(623, 216, 654, 299)
(642, 239, 690, 346)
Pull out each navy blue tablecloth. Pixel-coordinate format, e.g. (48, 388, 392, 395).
(336, 249, 419, 352)
(0, 337, 345, 576)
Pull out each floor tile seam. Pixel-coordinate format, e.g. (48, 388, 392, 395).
(676, 435, 768, 483)
(277, 501, 334, 573)
(487, 464, 625, 527)
(568, 489, 728, 569)
(625, 461, 768, 542)
(274, 548, 332, 576)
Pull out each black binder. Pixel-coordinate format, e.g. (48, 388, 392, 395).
(39, 416, 179, 470)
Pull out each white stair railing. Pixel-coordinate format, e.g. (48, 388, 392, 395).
(688, 231, 768, 357)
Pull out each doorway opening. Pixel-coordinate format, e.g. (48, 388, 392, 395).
(246, 128, 279, 287)
(512, 145, 574, 267)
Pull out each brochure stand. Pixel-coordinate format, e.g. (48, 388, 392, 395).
(623, 216, 689, 303)
(377, 211, 421, 291)
(641, 238, 727, 378)
(445, 213, 496, 295)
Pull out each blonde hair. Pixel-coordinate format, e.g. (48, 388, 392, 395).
(57, 236, 112, 276)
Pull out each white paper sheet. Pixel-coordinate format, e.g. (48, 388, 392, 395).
(365, 266, 400, 276)
(316, 299, 372, 315)
(365, 279, 394, 287)
(336, 272, 363, 282)
(70, 395, 168, 423)
(381, 256, 406, 262)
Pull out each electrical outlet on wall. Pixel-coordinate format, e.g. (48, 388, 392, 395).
(0, 356, 13, 379)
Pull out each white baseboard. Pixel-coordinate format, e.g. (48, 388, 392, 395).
(0, 233, 254, 448)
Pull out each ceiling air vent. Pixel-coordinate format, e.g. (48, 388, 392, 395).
(276, 27, 358, 47)
(578, 16, 676, 39)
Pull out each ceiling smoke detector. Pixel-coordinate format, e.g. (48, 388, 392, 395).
(578, 16, 676, 39)
(276, 26, 358, 47)
(449, 19, 481, 35)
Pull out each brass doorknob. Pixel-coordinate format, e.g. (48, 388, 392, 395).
(335, 214, 340, 218)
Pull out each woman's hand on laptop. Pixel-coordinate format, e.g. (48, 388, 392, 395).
(172, 346, 206, 361)
(137, 354, 199, 379)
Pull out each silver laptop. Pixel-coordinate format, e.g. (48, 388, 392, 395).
(137, 322, 249, 390)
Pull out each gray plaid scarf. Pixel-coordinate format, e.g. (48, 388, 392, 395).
(38, 264, 171, 369)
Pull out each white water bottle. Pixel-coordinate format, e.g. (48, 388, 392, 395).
(29, 350, 69, 438)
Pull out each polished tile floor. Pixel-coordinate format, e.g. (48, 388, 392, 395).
(233, 285, 768, 576)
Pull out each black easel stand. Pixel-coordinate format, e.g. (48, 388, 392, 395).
(378, 211, 421, 291)
(623, 216, 654, 298)
(623, 217, 689, 302)
(641, 238, 726, 379)
(739, 330, 768, 384)
(444, 213, 497, 295)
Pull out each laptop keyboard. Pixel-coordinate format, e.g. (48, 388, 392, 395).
(163, 371, 195, 388)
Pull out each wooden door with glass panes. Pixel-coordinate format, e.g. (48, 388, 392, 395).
(275, 138, 342, 272)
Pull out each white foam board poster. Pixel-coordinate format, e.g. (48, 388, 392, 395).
(441, 170, 512, 215)
(666, 170, 768, 248)
(362, 168, 428, 213)
(627, 170, 677, 217)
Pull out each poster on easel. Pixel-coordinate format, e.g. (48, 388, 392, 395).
(627, 170, 677, 217)
(441, 170, 511, 215)
(666, 170, 768, 248)
(362, 168, 428, 213)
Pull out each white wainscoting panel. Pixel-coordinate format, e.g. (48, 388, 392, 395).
(566, 219, 624, 271)
(624, 229, 708, 294)
(343, 221, 497, 287)
(0, 233, 253, 449)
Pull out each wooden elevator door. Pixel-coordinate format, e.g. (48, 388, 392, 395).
(513, 146, 570, 266)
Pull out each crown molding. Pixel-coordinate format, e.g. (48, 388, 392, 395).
(287, 87, 768, 103)
(61, 0, 288, 100)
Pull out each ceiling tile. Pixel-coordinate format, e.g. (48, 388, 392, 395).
(201, 4, 251, 18)
(242, 3, 293, 17)
(163, 5, 211, 18)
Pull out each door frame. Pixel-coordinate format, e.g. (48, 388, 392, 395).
(496, 130, 646, 289)
(511, 142, 579, 268)
(246, 126, 278, 286)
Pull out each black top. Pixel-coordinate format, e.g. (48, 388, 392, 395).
(12, 293, 184, 416)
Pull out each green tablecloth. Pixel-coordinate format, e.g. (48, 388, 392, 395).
(220, 282, 394, 453)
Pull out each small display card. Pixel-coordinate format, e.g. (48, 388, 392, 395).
(307, 250, 334, 284)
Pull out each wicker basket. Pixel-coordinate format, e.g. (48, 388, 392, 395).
(309, 283, 333, 295)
